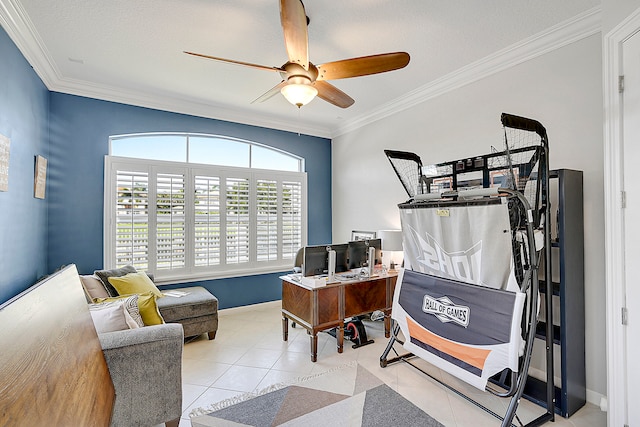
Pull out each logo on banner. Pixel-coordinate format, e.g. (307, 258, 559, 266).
(410, 230, 482, 284)
(422, 294, 470, 327)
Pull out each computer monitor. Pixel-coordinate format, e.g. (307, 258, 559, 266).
(367, 238, 383, 267)
(347, 240, 366, 270)
(347, 239, 382, 270)
(303, 245, 329, 277)
(331, 243, 349, 273)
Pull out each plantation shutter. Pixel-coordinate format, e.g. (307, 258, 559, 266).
(256, 179, 278, 262)
(282, 180, 303, 261)
(156, 172, 186, 270)
(225, 176, 250, 264)
(106, 155, 307, 280)
(194, 175, 221, 267)
(115, 170, 149, 270)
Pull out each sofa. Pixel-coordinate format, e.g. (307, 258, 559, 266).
(81, 265, 219, 340)
(0, 264, 183, 427)
(81, 265, 220, 426)
(84, 267, 189, 427)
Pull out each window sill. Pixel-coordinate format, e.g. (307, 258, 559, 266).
(153, 265, 294, 286)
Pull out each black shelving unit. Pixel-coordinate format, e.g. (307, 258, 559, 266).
(524, 169, 585, 417)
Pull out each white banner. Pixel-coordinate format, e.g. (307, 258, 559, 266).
(394, 201, 527, 390)
(400, 201, 519, 292)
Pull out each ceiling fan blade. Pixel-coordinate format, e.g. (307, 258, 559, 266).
(314, 81, 354, 108)
(280, 0, 309, 69)
(316, 52, 410, 81)
(184, 51, 282, 73)
(251, 81, 287, 104)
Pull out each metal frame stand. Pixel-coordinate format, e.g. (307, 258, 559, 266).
(381, 114, 555, 427)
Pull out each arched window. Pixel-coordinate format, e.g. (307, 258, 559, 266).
(110, 133, 303, 171)
(104, 133, 307, 283)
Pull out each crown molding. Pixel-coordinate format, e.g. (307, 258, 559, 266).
(1, 1, 601, 140)
(49, 77, 334, 138)
(64, 83, 333, 138)
(0, 0, 60, 88)
(332, 6, 602, 138)
(0, 0, 332, 138)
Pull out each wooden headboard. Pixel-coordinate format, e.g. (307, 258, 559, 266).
(0, 265, 115, 426)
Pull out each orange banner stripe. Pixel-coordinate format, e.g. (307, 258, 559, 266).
(407, 317, 491, 370)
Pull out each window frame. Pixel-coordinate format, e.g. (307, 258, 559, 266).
(104, 145, 307, 284)
(109, 132, 304, 172)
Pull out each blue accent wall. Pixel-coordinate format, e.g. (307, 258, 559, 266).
(0, 28, 49, 304)
(47, 93, 332, 309)
(0, 24, 331, 308)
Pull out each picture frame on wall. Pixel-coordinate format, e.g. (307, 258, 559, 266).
(351, 230, 376, 241)
(0, 134, 10, 192)
(34, 155, 47, 199)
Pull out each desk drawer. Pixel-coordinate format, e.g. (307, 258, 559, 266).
(344, 279, 386, 316)
(282, 281, 312, 323)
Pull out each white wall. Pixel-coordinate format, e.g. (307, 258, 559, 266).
(332, 33, 606, 400)
(603, 0, 640, 32)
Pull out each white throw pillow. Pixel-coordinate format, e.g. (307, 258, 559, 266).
(89, 301, 131, 333)
(92, 294, 144, 328)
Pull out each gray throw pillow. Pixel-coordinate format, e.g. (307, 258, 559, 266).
(94, 265, 138, 297)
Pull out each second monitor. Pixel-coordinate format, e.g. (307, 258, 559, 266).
(302, 240, 381, 279)
(303, 244, 349, 277)
(347, 238, 382, 270)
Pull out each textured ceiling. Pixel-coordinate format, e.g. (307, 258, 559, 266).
(0, 0, 601, 137)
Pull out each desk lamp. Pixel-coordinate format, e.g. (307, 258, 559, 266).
(378, 229, 403, 272)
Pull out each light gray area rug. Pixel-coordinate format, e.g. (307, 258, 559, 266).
(190, 361, 444, 427)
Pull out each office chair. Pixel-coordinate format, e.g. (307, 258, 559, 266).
(293, 247, 303, 273)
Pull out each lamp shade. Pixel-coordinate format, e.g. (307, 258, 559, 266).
(281, 83, 318, 107)
(378, 229, 403, 251)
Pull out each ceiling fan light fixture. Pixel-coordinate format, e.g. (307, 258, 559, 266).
(281, 83, 317, 107)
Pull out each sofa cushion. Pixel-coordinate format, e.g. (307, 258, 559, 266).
(135, 292, 164, 326)
(80, 274, 110, 300)
(121, 306, 141, 329)
(89, 301, 133, 333)
(96, 292, 163, 326)
(92, 294, 143, 328)
(119, 294, 144, 328)
(108, 272, 163, 299)
(156, 286, 218, 322)
(95, 265, 138, 297)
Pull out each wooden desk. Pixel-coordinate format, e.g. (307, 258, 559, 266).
(281, 272, 397, 362)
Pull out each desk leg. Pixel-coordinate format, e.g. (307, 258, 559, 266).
(337, 324, 344, 353)
(282, 316, 289, 341)
(384, 314, 391, 338)
(310, 333, 318, 362)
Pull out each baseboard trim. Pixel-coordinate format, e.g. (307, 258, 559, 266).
(219, 299, 281, 315)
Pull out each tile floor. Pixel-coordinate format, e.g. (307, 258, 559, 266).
(175, 300, 606, 427)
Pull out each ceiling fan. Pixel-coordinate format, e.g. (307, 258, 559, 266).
(184, 0, 410, 108)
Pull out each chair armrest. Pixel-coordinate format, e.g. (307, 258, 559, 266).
(99, 323, 183, 427)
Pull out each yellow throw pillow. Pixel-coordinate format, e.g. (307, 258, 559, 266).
(107, 272, 163, 298)
(134, 292, 164, 326)
(94, 292, 164, 326)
